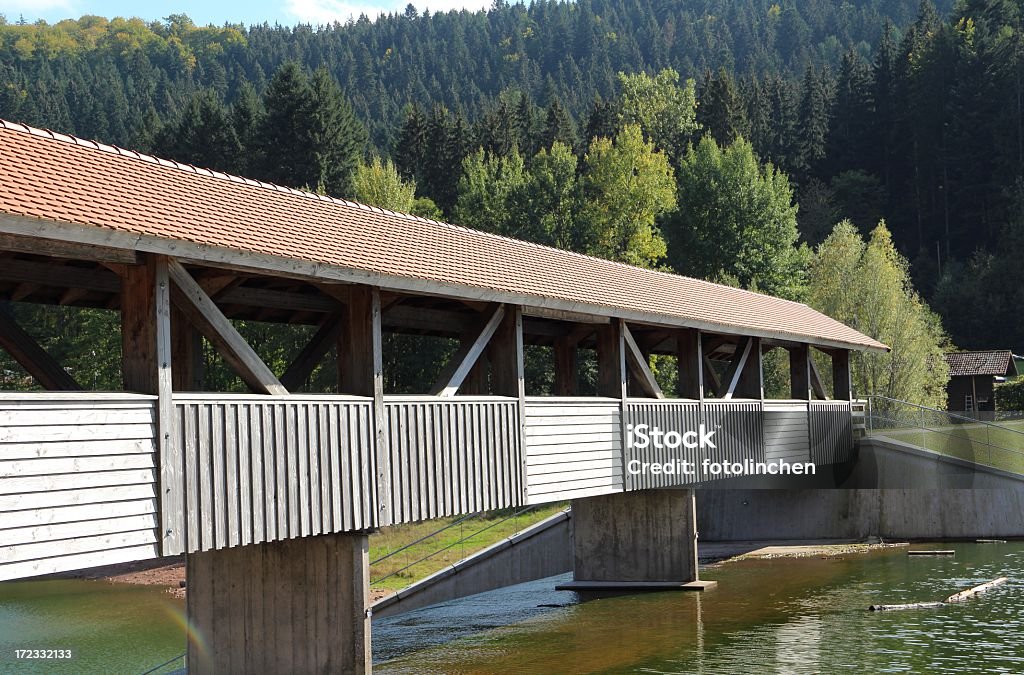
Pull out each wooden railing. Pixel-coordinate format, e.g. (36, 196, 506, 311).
(0, 392, 854, 578)
(0, 393, 160, 581)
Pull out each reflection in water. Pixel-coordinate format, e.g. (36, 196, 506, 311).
(376, 543, 1024, 674)
(0, 579, 185, 674)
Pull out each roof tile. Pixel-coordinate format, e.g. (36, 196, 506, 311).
(0, 119, 886, 351)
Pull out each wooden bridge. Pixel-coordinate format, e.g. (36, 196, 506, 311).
(0, 120, 885, 673)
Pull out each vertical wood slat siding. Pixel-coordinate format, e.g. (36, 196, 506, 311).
(523, 398, 623, 504)
(809, 401, 855, 465)
(624, 400, 766, 489)
(624, 401, 701, 490)
(383, 397, 523, 524)
(763, 401, 812, 464)
(174, 396, 374, 554)
(0, 394, 160, 581)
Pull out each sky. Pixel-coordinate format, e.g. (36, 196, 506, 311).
(2, 0, 493, 27)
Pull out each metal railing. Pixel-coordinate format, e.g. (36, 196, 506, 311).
(865, 395, 1024, 474)
(369, 505, 542, 588)
(139, 652, 186, 675)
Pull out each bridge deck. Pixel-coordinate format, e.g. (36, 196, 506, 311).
(0, 393, 852, 581)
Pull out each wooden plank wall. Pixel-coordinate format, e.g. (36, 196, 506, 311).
(383, 397, 523, 523)
(763, 401, 812, 464)
(0, 394, 160, 581)
(524, 398, 623, 504)
(625, 400, 701, 489)
(809, 400, 855, 465)
(174, 395, 375, 553)
(702, 400, 766, 470)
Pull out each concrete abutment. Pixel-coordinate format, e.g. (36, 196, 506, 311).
(559, 488, 716, 592)
(186, 533, 370, 674)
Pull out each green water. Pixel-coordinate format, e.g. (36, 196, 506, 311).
(0, 580, 185, 674)
(376, 542, 1024, 673)
(0, 543, 1021, 673)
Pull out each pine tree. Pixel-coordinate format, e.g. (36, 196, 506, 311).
(541, 97, 577, 151)
(307, 66, 366, 196)
(257, 62, 315, 188)
(796, 65, 832, 185)
(231, 81, 264, 176)
(393, 103, 427, 183)
(696, 68, 748, 146)
(152, 89, 240, 173)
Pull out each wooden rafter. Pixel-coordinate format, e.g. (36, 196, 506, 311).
(809, 351, 830, 400)
(429, 304, 507, 396)
(167, 259, 288, 396)
(721, 337, 753, 400)
(280, 313, 345, 391)
(0, 306, 82, 390)
(623, 323, 664, 399)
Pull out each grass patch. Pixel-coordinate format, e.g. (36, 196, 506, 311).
(368, 504, 566, 593)
(878, 419, 1024, 475)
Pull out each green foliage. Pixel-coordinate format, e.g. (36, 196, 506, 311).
(996, 377, 1024, 412)
(808, 221, 950, 407)
(668, 135, 804, 297)
(617, 68, 698, 161)
(580, 124, 676, 267)
(454, 146, 527, 235)
(352, 156, 416, 212)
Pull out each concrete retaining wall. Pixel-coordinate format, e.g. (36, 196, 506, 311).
(697, 437, 1024, 540)
(372, 510, 572, 619)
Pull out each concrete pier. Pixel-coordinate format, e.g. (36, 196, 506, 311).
(186, 533, 370, 674)
(559, 489, 715, 591)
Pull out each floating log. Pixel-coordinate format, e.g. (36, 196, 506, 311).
(944, 577, 1008, 604)
(869, 601, 944, 611)
(976, 539, 1007, 544)
(907, 550, 955, 556)
(869, 576, 1008, 611)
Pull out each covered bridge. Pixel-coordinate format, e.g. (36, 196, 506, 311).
(0, 120, 885, 672)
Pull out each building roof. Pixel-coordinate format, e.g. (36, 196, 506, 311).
(0, 120, 887, 352)
(943, 350, 1017, 377)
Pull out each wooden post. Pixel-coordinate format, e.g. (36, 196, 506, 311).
(734, 337, 763, 399)
(789, 344, 811, 400)
(338, 286, 389, 528)
(0, 306, 82, 390)
(462, 351, 489, 395)
(675, 329, 702, 400)
(171, 306, 203, 391)
(489, 306, 526, 502)
(121, 255, 181, 554)
(554, 336, 577, 396)
(832, 348, 852, 400)
(596, 320, 626, 399)
(489, 306, 524, 399)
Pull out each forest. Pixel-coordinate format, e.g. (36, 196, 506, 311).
(2, 0, 1019, 406)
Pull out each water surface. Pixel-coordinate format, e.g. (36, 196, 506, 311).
(375, 542, 1024, 673)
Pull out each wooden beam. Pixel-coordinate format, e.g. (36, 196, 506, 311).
(0, 305, 82, 390)
(167, 259, 288, 396)
(623, 323, 664, 399)
(337, 286, 389, 526)
(280, 313, 345, 391)
(832, 348, 852, 400)
(153, 257, 182, 554)
(0, 232, 140, 264)
(554, 336, 578, 396)
(10, 283, 37, 302)
(171, 305, 203, 391)
(219, 286, 339, 314)
(721, 338, 752, 400)
(0, 259, 119, 294)
(702, 354, 722, 398)
(429, 304, 506, 397)
(521, 306, 610, 324)
(736, 336, 763, 399)
(789, 344, 811, 400)
(596, 320, 626, 399)
(383, 304, 474, 335)
(809, 351, 830, 400)
(490, 306, 524, 398)
(675, 329, 702, 399)
(122, 261, 158, 392)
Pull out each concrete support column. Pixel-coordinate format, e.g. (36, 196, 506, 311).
(187, 533, 371, 675)
(558, 489, 715, 591)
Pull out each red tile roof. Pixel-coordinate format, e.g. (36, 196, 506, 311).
(943, 351, 1016, 377)
(0, 120, 887, 352)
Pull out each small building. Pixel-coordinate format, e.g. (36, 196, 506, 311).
(942, 350, 1018, 415)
